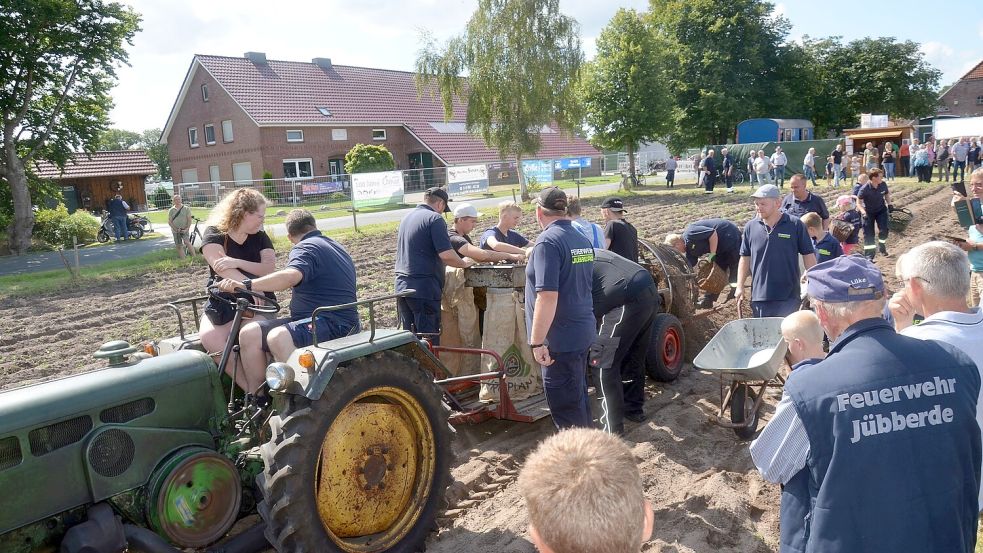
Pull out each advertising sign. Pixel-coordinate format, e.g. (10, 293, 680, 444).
(553, 157, 592, 170)
(447, 164, 489, 195)
(301, 179, 344, 195)
(520, 159, 554, 186)
(352, 171, 404, 208)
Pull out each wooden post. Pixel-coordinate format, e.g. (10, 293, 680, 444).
(349, 198, 359, 233)
(72, 236, 80, 275)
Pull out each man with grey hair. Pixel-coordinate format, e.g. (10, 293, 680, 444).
(889, 240, 983, 509)
(752, 255, 981, 552)
(703, 148, 717, 193)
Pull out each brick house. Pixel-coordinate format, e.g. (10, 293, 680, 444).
(937, 60, 983, 117)
(161, 52, 600, 192)
(33, 150, 156, 213)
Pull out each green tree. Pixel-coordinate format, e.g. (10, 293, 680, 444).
(140, 128, 170, 180)
(795, 36, 941, 134)
(96, 127, 140, 150)
(0, 0, 140, 254)
(581, 8, 672, 188)
(416, 0, 583, 200)
(344, 143, 395, 174)
(647, 0, 791, 149)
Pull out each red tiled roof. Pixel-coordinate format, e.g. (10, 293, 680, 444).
(195, 55, 599, 165)
(32, 150, 156, 179)
(961, 60, 983, 81)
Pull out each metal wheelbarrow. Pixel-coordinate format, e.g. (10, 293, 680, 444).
(693, 310, 788, 439)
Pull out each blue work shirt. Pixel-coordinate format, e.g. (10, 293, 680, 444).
(970, 226, 983, 272)
(524, 220, 595, 353)
(285, 230, 359, 329)
(784, 318, 981, 553)
(781, 192, 829, 221)
(108, 197, 128, 217)
(813, 232, 843, 264)
(479, 226, 529, 250)
(740, 213, 814, 302)
(682, 218, 742, 267)
(857, 182, 890, 214)
(394, 205, 453, 301)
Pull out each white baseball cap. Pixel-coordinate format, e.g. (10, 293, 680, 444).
(453, 203, 482, 218)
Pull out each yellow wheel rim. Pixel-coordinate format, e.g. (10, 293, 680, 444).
(315, 386, 437, 552)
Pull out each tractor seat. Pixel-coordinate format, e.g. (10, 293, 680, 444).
(157, 332, 205, 355)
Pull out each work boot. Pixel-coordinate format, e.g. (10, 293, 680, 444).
(878, 243, 888, 256)
(625, 412, 647, 423)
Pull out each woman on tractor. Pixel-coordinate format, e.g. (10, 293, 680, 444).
(199, 188, 276, 389)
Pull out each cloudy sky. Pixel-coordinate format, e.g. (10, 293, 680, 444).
(111, 0, 983, 133)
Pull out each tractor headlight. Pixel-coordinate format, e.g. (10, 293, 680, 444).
(265, 362, 295, 391)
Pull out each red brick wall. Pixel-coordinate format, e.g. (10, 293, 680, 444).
(938, 79, 983, 117)
(166, 64, 264, 185)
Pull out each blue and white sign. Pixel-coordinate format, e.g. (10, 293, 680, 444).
(553, 157, 592, 170)
(301, 179, 344, 195)
(447, 164, 489, 195)
(520, 159, 554, 186)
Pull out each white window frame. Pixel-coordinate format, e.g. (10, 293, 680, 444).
(372, 129, 387, 141)
(188, 127, 199, 148)
(222, 120, 234, 142)
(331, 128, 348, 141)
(201, 84, 209, 102)
(286, 130, 304, 143)
(208, 164, 220, 184)
(977, 96, 983, 106)
(204, 124, 216, 145)
(181, 168, 199, 185)
(232, 161, 253, 185)
(283, 158, 314, 180)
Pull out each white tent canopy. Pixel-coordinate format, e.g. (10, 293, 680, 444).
(933, 116, 983, 140)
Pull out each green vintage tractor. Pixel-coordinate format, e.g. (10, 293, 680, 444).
(0, 290, 457, 553)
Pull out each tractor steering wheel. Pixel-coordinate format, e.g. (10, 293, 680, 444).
(207, 285, 281, 314)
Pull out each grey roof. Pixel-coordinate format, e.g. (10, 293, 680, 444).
(769, 118, 813, 128)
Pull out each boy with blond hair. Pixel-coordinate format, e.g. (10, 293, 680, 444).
(518, 428, 654, 553)
(780, 310, 826, 369)
(480, 200, 531, 256)
(801, 212, 843, 263)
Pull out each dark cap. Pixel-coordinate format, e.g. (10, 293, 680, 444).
(537, 186, 568, 211)
(424, 187, 452, 212)
(600, 196, 626, 212)
(806, 256, 885, 303)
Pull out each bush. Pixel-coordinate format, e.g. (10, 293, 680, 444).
(262, 171, 279, 203)
(150, 186, 171, 210)
(344, 143, 395, 174)
(33, 205, 100, 247)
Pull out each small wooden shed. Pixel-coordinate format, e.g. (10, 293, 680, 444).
(33, 151, 157, 213)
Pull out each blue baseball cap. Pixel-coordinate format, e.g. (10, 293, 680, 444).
(806, 255, 885, 302)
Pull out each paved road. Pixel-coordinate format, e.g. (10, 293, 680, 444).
(0, 181, 627, 277)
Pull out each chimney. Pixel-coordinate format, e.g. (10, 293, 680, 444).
(244, 52, 267, 64)
(313, 57, 333, 70)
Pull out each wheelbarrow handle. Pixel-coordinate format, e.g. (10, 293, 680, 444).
(738, 302, 744, 319)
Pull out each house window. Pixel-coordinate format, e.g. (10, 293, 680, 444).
(232, 162, 253, 185)
(181, 168, 199, 184)
(317, 107, 332, 116)
(372, 129, 386, 141)
(204, 124, 216, 145)
(328, 158, 345, 176)
(222, 120, 234, 142)
(201, 84, 209, 102)
(286, 130, 304, 143)
(331, 128, 348, 141)
(209, 165, 220, 184)
(188, 127, 199, 148)
(283, 159, 313, 179)
(977, 96, 983, 106)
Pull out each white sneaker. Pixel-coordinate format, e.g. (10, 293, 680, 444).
(726, 188, 735, 193)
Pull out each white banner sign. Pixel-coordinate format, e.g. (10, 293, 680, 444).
(447, 164, 490, 195)
(352, 171, 404, 207)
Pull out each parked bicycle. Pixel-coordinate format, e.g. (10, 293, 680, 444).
(620, 172, 647, 190)
(185, 215, 205, 255)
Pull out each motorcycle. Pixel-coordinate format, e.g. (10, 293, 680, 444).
(97, 213, 154, 242)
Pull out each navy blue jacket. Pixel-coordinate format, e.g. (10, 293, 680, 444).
(108, 197, 128, 218)
(784, 318, 981, 553)
(682, 218, 741, 268)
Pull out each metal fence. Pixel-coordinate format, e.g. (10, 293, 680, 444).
(143, 161, 600, 212)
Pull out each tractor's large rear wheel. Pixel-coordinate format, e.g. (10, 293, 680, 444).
(257, 350, 453, 553)
(645, 313, 685, 382)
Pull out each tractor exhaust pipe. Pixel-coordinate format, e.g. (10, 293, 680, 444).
(205, 522, 270, 553)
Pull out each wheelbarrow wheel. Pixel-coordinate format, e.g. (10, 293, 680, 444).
(646, 313, 685, 382)
(730, 384, 759, 439)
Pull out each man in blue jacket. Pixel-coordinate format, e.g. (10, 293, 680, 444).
(751, 255, 981, 553)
